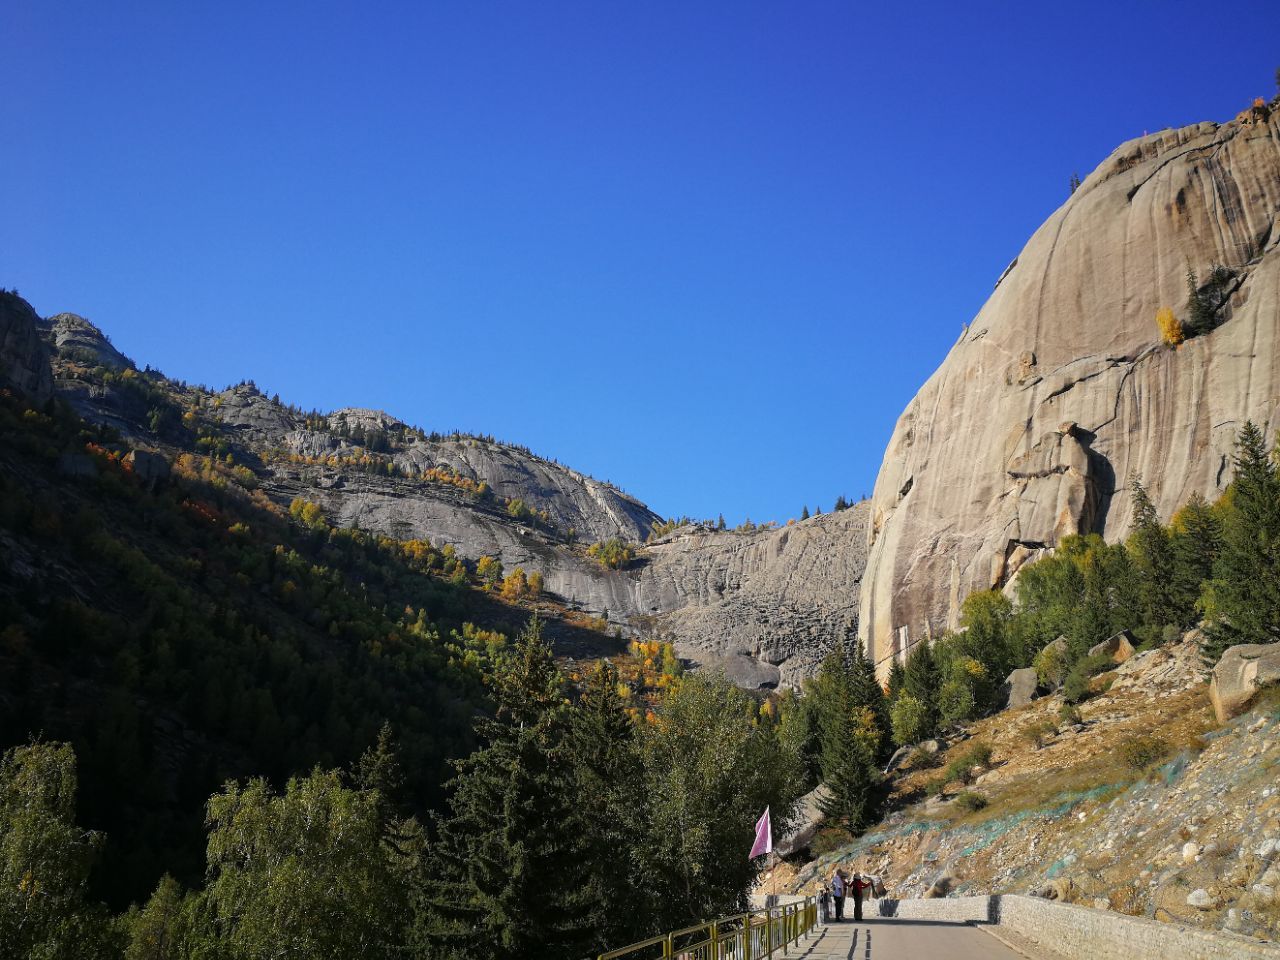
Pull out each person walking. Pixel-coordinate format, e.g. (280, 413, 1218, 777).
(818, 883, 831, 924)
(851, 872, 870, 922)
(831, 868, 846, 921)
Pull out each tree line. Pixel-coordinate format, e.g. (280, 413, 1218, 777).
(1, 617, 803, 960)
(880, 420, 1280, 747)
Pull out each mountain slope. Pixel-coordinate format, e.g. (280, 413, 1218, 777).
(4, 294, 869, 688)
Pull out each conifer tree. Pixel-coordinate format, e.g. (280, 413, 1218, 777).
(902, 640, 939, 736)
(564, 662, 647, 951)
(886, 658, 906, 704)
(1169, 491, 1221, 627)
(801, 505, 810, 520)
(814, 641, 880, 833)
(1127, 477, 1176, 635)
(1204, 423, 1280, 662)
(412, 616, 596, 960)
(848, 637, 890, 762)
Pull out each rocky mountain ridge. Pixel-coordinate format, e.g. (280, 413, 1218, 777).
(0, 291, 868, 687)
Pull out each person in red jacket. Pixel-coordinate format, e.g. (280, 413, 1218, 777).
(850, 872, 873, 922)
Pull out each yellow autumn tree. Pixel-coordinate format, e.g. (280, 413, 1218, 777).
(500, 567, 529, 601)
(527, 571, 544, 596)
(1156, 306, 1184, 346)
(476, 555, 503, 587)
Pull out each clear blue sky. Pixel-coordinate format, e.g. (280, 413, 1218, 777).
(3, 2, 1276, 524)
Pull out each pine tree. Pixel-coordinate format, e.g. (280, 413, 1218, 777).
(814, 641, 880, 832)
(563, 662, 647, 951)
(902, 640, 939, 736)
(1127, 477, 1176, 635)
(801, 505, 810, 520)
(848, 638, 890, 762)
(411, 616, 596, 960)
(1169, 492, 1221, 628)
(886, 659, 906, 704)
(1204, 423, 1280, 662)
(816, 730, 878, 835)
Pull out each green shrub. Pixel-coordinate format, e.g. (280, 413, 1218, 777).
(937, 677, 978, 728)
(1034, 644, 1069, 688)
(890, 694, 930, 747)
(907, 746, 941, 770)
(1118, 735, 1170, 772)
(1079, 652, 1116, 676)
(811, 827, 854, 857)
(953, 791, 988, 813)
(1058, 703, 1082, 725)
(1019, 719, 1055, 749)
(1062, 668, 1091, 704)
(942, 742, 992, 785)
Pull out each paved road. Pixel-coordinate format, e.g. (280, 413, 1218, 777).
(790, 917, 1028, 959)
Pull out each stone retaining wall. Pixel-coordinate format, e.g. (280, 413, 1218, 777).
(870, 896, 1280, 959)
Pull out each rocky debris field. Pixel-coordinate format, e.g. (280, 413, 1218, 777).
(793, 638, 1280, 943)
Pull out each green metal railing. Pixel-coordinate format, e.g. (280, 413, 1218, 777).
(598, 897, 818, 960)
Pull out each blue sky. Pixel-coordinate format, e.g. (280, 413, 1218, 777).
(3, 2, 1277, 524)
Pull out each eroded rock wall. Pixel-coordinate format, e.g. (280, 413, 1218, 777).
(0, 293, 53, 405)
(860, 111, 1280, 669)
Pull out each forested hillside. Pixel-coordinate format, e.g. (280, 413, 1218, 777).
(0, 377, 600, 908)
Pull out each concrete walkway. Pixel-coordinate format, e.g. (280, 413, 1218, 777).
(789, 917, 1029, 959)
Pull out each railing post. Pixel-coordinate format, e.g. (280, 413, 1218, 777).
(663, 932, 673, 959)
(710, 920, 719, 960)
(744, 913, 753, 960)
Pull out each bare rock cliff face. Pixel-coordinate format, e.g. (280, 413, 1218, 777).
(289, 462, 868, 688)
(0, 293, 53, 405)
(859, 109, 1280, 668)
(638, 504, 869, 687)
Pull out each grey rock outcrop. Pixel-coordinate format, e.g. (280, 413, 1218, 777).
(124, 449, 170, 490)
(1209, 643, 1280, 722)
(0, 293, 53, 405)
(47, 313, 132, 370)
(776, 785, 831, 858)
(860, 110, 1280, 669)
(1003, 667, 1040, 709)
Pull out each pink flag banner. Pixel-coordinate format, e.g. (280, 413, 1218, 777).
(749, 806, 772, 859)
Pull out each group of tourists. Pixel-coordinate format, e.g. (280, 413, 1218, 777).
(819, 867, 876, 923)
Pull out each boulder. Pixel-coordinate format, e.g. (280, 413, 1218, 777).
(923, 871, 955, 898)
(1002, 667, 1040, 709)
(1032, 878, 1075, 901)
(775, 785, 830, 858)
(1088, 630, 1136, 664)
(1186, 888, 1216, 910)
(884, 745, 912, 774)
(1209, 644, 1280, 723)
(124, 450, 170, 490)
